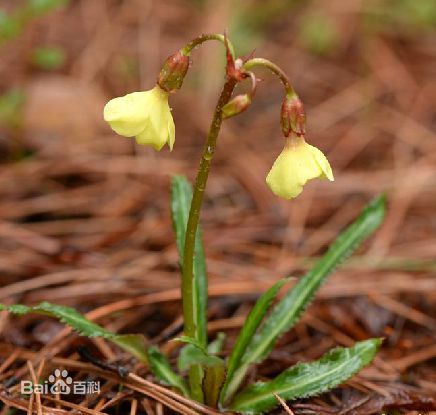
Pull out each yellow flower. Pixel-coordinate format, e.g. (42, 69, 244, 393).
(266, 136, 334, 199)
(103, 85, 175, 151)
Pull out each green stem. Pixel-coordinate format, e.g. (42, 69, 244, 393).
(181, 33, 236, 59)
(243, 57, 295, 96)
(182, 77, 237, 338)
(182, 77, 237, 400)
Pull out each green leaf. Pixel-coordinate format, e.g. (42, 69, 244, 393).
(173, 335, 206, 352)
(207, 332, 226, 355)
(230, 338, 382, 413)
(189, 365, 205, 404)
(177, 344, 224, 372)
(227, 196, 385, 400)
(171, 175, 208, 347)
(0, 302, 147, 363)
(204, 364, 226, 408)
(147, 347, 189, 397)
(220, 278, 288, 405)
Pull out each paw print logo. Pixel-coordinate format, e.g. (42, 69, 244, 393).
(48, 369, 72, 394)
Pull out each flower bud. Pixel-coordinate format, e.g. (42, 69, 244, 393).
(222, 94, 251, 119)
(158, 50, 190, 93)
(281, 94, 306, 137)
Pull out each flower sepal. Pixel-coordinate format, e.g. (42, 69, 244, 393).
(281, 93, 306, 137)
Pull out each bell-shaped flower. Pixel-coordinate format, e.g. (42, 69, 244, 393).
(266, 136, 334, 199)
(103, 85, 175, 151)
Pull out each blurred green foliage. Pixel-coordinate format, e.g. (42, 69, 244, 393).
(0, 88, 25, 130)
(364, 0, 436, 33)
(223, 0, 435, 57)
(228, 0, 301, 55)
(28, 0, 69, 15)
(298, 11, 339, 56)
(31, 46, 66, 70)
(383, 0, 436, 29)
(0, 11, 21, 40)
(0, 0, 69, 43)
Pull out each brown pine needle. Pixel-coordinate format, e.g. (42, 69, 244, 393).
(274, 393, 295, 415)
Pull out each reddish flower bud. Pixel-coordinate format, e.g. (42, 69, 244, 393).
(222, 94, 252, 119)
(158, 51, 190, 93)
(281, 94, 306, 137)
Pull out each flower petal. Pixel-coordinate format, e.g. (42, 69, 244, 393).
(135, 117, 168, 151)
(307, 144, 334, 181)
(266, 148, 305, 199)
(103, 91, 150, 137)
(167, 115, 175, 151)
(266, 139, 334, 199)
(145, 86, 174, 151)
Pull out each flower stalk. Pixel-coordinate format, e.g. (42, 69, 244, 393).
(181, 76, 237, 340)
(243, 57, 294, 95)
(181, 33, 235, 59)
(243, 58, 307, 136)
(181, 76, 237, 401)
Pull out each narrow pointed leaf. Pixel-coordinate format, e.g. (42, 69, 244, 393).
(147, 347, 190, 397)
(204, 364, 226, 408)
(207, 332, 226, 355)
(173, 335, 207, 352)
(189, 365, 205, 404)
(171, 175, 208, 347)
(230, 338, 382, 414)
(220, 278, 288, 405)
(0, 302, 147, 363)
(227, 196, 385, 399)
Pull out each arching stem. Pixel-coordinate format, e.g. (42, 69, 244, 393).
(181, 33, 235, 59)
(243, 57, 295, 96)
